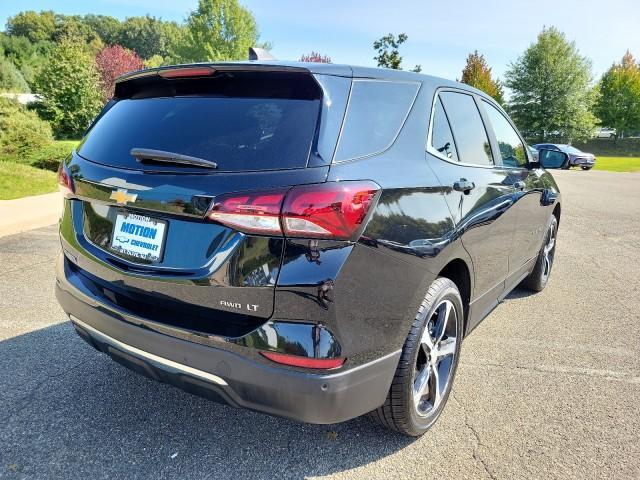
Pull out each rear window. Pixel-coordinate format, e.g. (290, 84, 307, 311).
(334, 80, 420, 162)
(78, 72, 322, 172)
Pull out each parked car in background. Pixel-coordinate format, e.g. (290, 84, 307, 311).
(532, 143, 595, 170)
(595, 127, 616, 138)
(528, 145, 539, 161)
(55, 62, 563, 437)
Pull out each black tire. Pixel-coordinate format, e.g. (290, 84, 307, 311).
(370, 277, 464, 436)
(521, 215, 558, 292)
(581, 166, 592, 170)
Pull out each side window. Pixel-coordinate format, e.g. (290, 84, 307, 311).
(334, 80, 420, 162)
(439, 92, 493, 166)
(482, 100, 527, 168)
(430, 97, 458, 161)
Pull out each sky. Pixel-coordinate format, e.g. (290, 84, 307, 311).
(1, 0, 638, 81)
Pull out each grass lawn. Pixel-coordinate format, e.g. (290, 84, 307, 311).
(593, 157, 640, 173)
(0, 161, 58, 200)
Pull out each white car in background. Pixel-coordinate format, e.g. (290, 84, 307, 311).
(595, 127, 616, 138)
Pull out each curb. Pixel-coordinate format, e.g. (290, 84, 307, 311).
(0, 192, 62, 238)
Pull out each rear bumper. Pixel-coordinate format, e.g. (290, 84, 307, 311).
(55, 253, 400, 424)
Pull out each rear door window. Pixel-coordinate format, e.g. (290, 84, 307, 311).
(77, 72, 322, 172)
(439, 91, 493, 166)
(334, 80, 420, 162)
(430, 97, 459, 161)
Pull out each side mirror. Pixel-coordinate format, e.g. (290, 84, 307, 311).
(537, 149, 569, 169)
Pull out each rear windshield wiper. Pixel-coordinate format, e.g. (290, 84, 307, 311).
(130, 148, 218, 169)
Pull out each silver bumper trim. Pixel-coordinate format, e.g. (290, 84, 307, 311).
(71, 316, 228, 387)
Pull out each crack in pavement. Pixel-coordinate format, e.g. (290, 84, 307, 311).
(451, 392, 497, 480)
(0, 361, 87, 426)
(459, 361, 640, 384)
(1, 258, 56, 276)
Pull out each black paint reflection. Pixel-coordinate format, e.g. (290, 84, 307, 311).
(235, 321, 342, 359)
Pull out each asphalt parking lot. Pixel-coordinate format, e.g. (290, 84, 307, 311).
(1, 169, 639, 480)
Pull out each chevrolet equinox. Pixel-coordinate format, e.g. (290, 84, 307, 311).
(55, 62, 562, 436)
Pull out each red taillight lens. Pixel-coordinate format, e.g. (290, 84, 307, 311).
(283, 181, 379, 240)
(158, 67, 215, 78)
(206, 181, 380, 240)
(260, 351, 345, 370)
(57, 163, 74, 198)
(207, 190, 286, 235)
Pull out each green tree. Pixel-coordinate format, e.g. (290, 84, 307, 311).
(174, 0, 259, 62)
(0, 57, 30, 92)
(82, 14, 122, 46)
(118, 16, 183, 60)
(595, 51, 640, 139)
(505, 27, 598, 142)
(0, 34, 53, 87)
(53, 14, 101, 46)
(6, 10, 56, 43)
(461, 50, 504, 104)
(373, 33, 421, 72)
(143, 54, 167, 68)
(34, 37, 103, 138)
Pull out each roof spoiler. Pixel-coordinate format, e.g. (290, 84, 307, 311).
(248, 47, 275, 61)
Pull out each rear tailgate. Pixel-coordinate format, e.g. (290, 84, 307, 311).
(59, 66, 350, 337)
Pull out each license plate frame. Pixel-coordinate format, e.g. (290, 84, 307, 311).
(109, 211, 168, 263)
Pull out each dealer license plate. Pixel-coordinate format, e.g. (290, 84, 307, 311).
(110, 212, 167, 262)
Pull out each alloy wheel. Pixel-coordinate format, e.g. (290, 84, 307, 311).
(413, 299, 458, 416)
(541, 222, 556, 283)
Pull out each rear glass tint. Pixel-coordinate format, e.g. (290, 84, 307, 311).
(430, 97, 459, 161)
(78, 72, 322, 172)
(439, 91, 493, 166)
(334, 80, 420, 162)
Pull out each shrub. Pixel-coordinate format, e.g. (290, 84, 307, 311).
(30, 140, 76, 171)
(299, 51, 332, 63)
(0, 98, 53, 161)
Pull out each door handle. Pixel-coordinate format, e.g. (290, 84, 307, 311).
(513, 181, 526, 191)
(453, 179, 475, 193)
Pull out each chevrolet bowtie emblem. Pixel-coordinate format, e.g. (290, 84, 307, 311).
(109, 189, 138, 205)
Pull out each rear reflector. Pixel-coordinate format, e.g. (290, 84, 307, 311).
(206, 181, 380, 240)
(260, 351, 345, 370)
(158, 67, 215, 78)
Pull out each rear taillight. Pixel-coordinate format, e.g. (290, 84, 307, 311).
(207, 190, 285, 235)
(206, 181, 380, 240)
(260, 351, 345, 370)
(57, 163, 74, 198)
(282, 182, 379, 239)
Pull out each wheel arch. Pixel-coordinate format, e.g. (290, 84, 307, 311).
(436, 258, 472, 336)
(552, 202, 561, 226)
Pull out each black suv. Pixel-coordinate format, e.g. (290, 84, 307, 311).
(56, 62, 562, 436)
